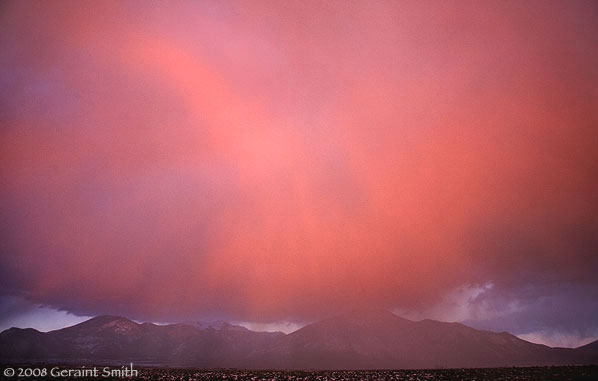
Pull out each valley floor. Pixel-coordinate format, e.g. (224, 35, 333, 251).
(134, 366, 598, 380)
(3, 365, 598, 380)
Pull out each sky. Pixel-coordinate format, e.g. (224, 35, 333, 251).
(0, 1, 597, 348)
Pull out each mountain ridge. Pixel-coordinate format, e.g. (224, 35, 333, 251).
(1, 311, 596, 369)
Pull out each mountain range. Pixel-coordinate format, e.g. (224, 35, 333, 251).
(1, 309, 596, 369)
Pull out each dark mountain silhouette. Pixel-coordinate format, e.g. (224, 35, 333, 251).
(1, 310, 596, 369)
(256, 309, 595, 369)
(577, 340, 598, 355)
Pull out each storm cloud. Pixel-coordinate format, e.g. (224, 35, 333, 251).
(1, 1, 596, 345)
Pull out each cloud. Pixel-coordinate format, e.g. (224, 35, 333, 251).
(235, 320, 307, 335)
(0, 296, 90, 332)
(517, 331, 596, 349)
(461, 282, 598, 347)
(0, 0, 596, 344)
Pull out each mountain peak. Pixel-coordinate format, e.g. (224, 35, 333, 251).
(65, 315, 139, 333)
(289, 308, 410, 342)
(336, 308, 410, 326)
(0, 327, 41, 336)
(343, 308, 400, 318)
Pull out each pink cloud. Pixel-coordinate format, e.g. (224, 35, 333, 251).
(0, 0, 596, 338)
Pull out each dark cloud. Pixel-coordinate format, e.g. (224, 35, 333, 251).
(462, 282, 598, 346)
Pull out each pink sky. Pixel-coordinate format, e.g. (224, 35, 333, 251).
(0, 1, 597, 347)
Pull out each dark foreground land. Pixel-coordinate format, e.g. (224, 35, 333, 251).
(2, 365, 598, 380)
(134, 366, 598, 380)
